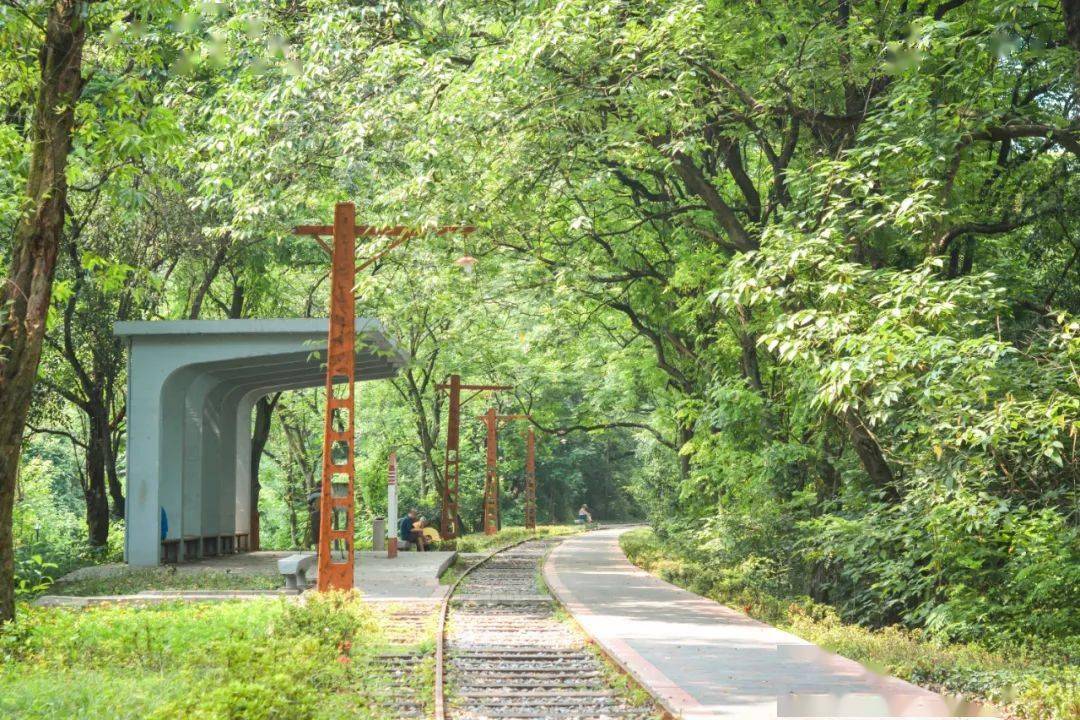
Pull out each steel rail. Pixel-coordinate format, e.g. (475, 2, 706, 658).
(434, 537, 534, 720)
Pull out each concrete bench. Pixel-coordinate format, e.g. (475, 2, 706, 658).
(278, 553, 317, 591)
(182, 536, 200, 560)
(161, 539, 180, 564)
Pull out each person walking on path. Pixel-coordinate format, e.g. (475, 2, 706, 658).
(577, 504, 593, 525)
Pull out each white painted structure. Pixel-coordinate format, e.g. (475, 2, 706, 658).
(115, 319, 407, 566)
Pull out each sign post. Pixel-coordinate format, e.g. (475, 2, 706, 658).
(387, 450, 398, 559)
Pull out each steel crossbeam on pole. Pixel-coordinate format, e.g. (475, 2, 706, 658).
(295, 224, 476, 237)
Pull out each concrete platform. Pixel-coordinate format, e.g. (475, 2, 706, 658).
(47, 549, 455, 603)
(544, 527, 996, 720)
(351, 550, 455, 599)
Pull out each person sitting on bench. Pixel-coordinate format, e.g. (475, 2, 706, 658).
(398, 509, 426, 551)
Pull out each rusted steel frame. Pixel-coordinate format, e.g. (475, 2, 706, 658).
(311, 234, 332, 257)
(316, 202, 357, 591)
(435, 378, 511, 539)
(478, 411, 531, 536)
(436, 381, 512, 395)
(525, 427, 537, 531)
(296, 213, 476, 582)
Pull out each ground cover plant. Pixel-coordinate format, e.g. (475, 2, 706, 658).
(0, 592, 428, 720)
(45, 567, 283, 597)
(621, 527, 1079, 720)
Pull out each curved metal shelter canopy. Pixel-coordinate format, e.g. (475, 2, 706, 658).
(115, 318, 407, 566)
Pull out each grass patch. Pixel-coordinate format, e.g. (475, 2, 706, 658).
(441, 524, 583, 554)
(47, 568, 282, 596)
(0, 592, 423, 720)
(620, 527, 1078, 720)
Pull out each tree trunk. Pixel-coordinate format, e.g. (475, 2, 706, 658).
(106, 435, 124, 520)
(83, 409, 111, 548)
(843, 408, 897, 498)
(249, 394, 277, 550)
(677, 422, 693, 480)
(1065, 1, 1080, 76)
(83, 401, 112, 546)
(188, 240, 229, 319)
(282, 418, 316, 548)
(0, 1, 87, 624)
(282, 420, 315, 492)
(736, 305, 764, 394)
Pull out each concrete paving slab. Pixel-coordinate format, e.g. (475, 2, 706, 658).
(544, 527, 997, 720)
(48, 549, 455, 603)
(352, 550, 456, 599)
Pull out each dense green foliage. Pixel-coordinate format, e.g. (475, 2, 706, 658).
(2, 0, 1077, 698)
(621, 527, 1078, 719)
(0, 593, 431, 719)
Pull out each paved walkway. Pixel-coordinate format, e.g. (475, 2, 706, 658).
(544, 527, 995, 720)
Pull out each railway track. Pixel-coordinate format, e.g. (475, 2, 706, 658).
(435, 537, 660, 720)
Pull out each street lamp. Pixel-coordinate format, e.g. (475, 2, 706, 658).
(454, 254, 477, 275)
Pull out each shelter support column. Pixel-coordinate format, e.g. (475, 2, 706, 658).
(233, 391, 259, 544)
(125, 347, 168, 566)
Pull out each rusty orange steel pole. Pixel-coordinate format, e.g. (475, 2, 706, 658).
(316, 202, 357, 591)
(295, 207, 475, 589)
(482, 408, 499, 535)
(441, 375, 462, 538)
(525, 427, 537, 531)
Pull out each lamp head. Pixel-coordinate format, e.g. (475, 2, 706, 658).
(454, 255, 477, 275)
